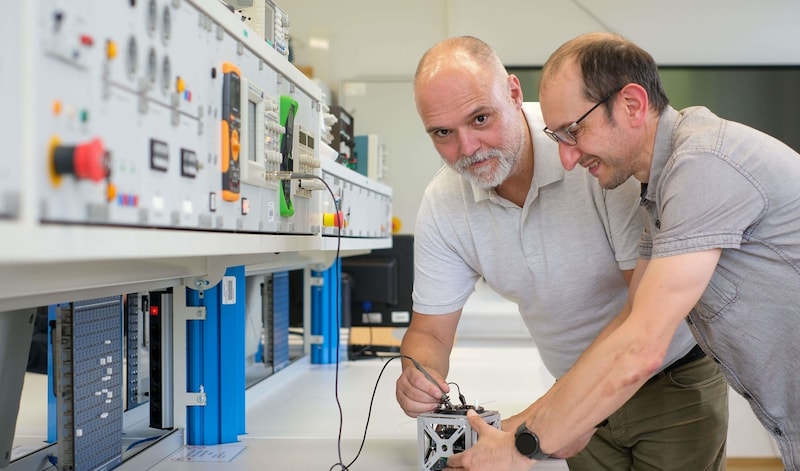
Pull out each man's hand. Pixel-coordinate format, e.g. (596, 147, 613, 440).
(396, 363, 450, 418)
(444, 410, 536, 471)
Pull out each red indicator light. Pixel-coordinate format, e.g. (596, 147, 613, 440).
(150, 306, 159, 316)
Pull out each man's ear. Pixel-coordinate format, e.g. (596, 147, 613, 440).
(618, 83, 649, 127)
(508, 74, 524, 107)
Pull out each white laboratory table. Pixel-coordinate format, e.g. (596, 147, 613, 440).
(15, 337, 567, 470)
(149, 336, 567, 470)
(146, 438, 568, 470)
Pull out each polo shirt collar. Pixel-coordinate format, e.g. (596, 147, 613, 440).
(470, 151, 562, 204)
(643, 105, 679, 202)
(472, 104, 564, 204)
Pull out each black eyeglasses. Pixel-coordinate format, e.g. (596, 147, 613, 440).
(543, 87, 622, 146)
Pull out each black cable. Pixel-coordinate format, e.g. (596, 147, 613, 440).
(330, 354, 402, 471)
(293, 173, 346, 468)
(277, 171, 405, 471)
(272, 171, 347, 467)
(330, 354, 427, 471)
(448, 382, 467, 407)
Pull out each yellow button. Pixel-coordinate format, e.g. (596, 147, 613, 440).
(106, 40, 117, 59)
(106, 183, 117, 202)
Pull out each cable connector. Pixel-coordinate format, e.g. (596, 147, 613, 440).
(265, 170, 296, 180)
(265, 171, 319, 181)
(298, 179, 328, 191)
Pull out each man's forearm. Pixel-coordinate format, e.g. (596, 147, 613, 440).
(399, 311, 460, 376)
(520, 324, 660, 454)
(519, 252, 720, 455)
(400, 327, 453, 377)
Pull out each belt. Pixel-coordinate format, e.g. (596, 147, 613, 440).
(646, 344, 706, 384)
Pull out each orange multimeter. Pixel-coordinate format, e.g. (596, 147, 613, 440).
(221, 62, 241, 202)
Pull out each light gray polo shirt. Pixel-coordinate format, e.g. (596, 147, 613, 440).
(413, 102, 696, 378)
(642, 105, 800, 467)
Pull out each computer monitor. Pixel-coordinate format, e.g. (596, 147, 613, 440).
(341, 234, 413, 328)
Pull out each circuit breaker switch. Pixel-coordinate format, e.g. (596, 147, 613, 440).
(53, 137, 110, 182)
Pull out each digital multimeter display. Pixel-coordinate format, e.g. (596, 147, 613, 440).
(221, 62, 241, 202)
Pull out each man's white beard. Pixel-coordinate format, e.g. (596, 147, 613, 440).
(454, 148, 515, 189)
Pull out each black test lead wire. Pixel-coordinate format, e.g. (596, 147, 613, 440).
(270, 171, 348, 468)
(273, 172, 441, 470)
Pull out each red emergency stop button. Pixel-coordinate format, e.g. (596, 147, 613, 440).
(53, 137, 110, 182)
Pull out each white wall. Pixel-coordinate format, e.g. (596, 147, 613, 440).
(281, 0, 800, 233)
(277, 0, 795, 458)
(283, 0, 800, 88)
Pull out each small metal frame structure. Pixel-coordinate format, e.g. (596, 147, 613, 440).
(417, 407, 500, 471)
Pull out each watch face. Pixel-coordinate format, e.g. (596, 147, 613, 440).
(515, 430, 539, 456)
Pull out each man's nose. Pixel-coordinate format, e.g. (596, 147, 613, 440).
(458, 131, 481, 157)
(559, 144, 582, 171)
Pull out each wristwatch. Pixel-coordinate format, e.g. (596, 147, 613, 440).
(514, 423, 550, 461)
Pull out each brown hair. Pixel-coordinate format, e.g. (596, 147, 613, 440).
(542, 32, 669, 114)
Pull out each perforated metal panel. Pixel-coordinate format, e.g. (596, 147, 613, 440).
(268, 271, 290, 372)
(125, 294, 143, 410)
(56, 297, 124, 471)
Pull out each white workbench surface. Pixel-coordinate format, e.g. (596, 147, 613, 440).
(148, 336, 566, 470)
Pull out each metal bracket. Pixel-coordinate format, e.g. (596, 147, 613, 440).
(184, 275, 213, 292)
(175, 278, 207, 320)
(174, 303, 207, 321)
(308, 276, 324, 287)
(172, 282, 208, 430)
(182, 385, 207, 408)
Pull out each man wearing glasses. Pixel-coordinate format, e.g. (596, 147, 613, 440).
(396, 35, 727, 470)
(447, 32, 800, 470)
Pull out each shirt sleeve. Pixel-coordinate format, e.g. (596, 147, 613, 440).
(412, 188, 480, 315)
(652, 152, 765, 257)
(597, 174, 645, 270)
